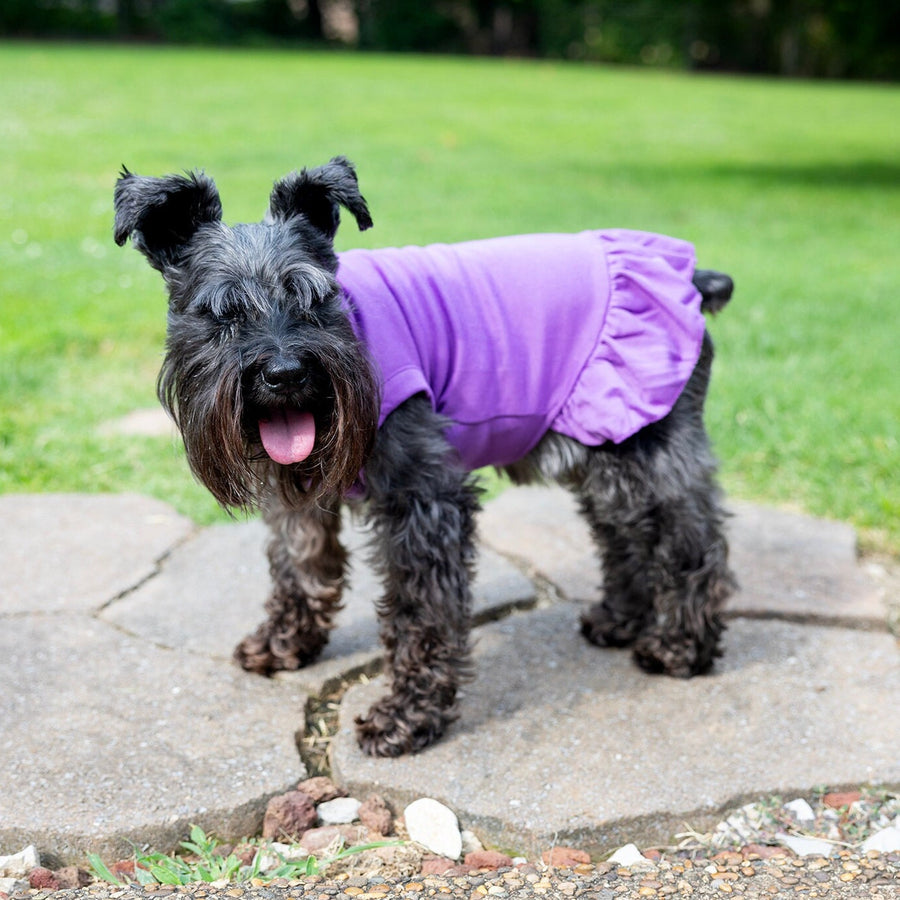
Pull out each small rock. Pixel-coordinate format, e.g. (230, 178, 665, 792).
(861, 823, 900, 854)
(358, 794, 394, 835)
(464, 850, 513, 869)
(29, 868, 59, 890)
(299, 825, 368, 855)
(714, 802, 769, 846)
(109, 860, 137, 880)
(775, 832, 835, 857)
(255, 841, 308, 872)
(784, 798, 816, 824)
(0, 845, 40, 876)
(541, 847, 591, 867)
(297, 776, 347, 804)
(460, 829, 484, 856)
(318, 796, 361, 825)
(0, 876, 27, 894)
(823, 791, 862, 809)
(54, 866, 91, 889)
(742, 843, 785, 859)
(404, 798, 462, 860)
(263, 790, 318, 841)
(607, 844, 647, 867)
(420, 856, 456, 875)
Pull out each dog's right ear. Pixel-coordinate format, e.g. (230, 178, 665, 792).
(114, 168, 222, 271)
(268, 156, 373, 240)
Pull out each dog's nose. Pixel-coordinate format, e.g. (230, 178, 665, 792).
(261, 357, 306, 392)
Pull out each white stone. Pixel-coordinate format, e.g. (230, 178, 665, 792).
(404, 798, 462, 859)
(608, 843, 647, 866)
(317, 796, 361, 824)
(861, 823, 900, 854)
(256, 841, 310, 872)
(784, 798, 816, 823)
(775, 832, 835, 857)
(460, 829, 484, 855)
(0, 845, 39, 876)
(0, 878, 27, 894)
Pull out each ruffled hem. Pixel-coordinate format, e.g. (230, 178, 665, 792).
(552, 229, 706, 446)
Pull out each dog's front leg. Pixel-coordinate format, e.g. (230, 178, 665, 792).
(356, 397, 480, 757)
(234, 496, 346, 674)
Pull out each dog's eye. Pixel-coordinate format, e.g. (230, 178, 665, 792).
(195, 283, 249, 325)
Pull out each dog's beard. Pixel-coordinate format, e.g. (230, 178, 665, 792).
(158, 335, 380, 512)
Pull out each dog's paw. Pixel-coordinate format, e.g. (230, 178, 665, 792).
(354, 695, 454, 758)
(233, 624, 327, 675)
(580, 601, 647, 648)
(631, 628, 722, 677)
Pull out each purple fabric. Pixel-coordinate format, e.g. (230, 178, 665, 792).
(336, 229, 705, 471)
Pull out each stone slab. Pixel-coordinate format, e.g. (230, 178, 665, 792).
(3, 488, 897, 868)
(0, 614, 304, 864)
(479, 485, 889, 625)
(332, 611, 900, 855)
(103, 518, 535, 694)
(0, 493, 194, 615)
(479, 485, 597, 604)
(726, 501, 889, 625)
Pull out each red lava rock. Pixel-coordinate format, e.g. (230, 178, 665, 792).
(823, 791, 862, 809)
(643, 849, 662, 861)
(110, 860, 136, 878)
(358, 793, 394, 836)
(742, 843, 789, 859)
(420, 856, 457, 875)
(463, 850, 514, 869)
(29, 868, 59, 890)
(234, 845, 258, 867)
(299, 824, 368, 854)
(442, 864, 474, 876)
(263, 790, 318, 841)
(541, 847, 591, 867)
(54, 866, 91, 889)
(296, 776, 346, 804)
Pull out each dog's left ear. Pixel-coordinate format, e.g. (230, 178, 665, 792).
(114, 168, 223, 271)
(268, 156, 373, 239)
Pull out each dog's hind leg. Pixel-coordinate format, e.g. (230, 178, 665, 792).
(579, 334, 734, 675)
(628, 493, 732, 677)
(578, 458, 732, 676)
(355, 396, 480, 757)
(578, 491, 658, 649)
(234, 497, 346, 674)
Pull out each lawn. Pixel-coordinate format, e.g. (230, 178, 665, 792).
(1, 43, 898, 552)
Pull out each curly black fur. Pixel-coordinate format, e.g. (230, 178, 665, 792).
(114, 157, 735, 757)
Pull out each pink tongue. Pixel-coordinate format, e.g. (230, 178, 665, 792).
(258, 410, 316, 465)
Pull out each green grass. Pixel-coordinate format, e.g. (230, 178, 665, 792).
(88, 823, 398, 885)
(1, 43, 898, 551)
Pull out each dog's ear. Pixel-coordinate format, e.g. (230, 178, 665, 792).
(268, 156, 373, 239)
(114, 168, 223, 271)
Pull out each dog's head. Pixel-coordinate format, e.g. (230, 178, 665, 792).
(114, 157, 380, 511)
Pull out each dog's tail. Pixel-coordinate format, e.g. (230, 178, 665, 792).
(692, 269, 734, 314)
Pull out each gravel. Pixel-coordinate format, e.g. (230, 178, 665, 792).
(4, 789, 898, 899)
(12, 849, 899, 900)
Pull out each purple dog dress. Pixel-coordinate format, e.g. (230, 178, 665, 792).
(336, 229, 705, 471)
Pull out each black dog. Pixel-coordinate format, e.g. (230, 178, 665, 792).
(114, 157, 735, 757)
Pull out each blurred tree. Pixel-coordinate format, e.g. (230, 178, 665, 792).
(1, 0, 897, 79)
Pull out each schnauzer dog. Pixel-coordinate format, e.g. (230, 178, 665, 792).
(114, 157, 735, 758)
